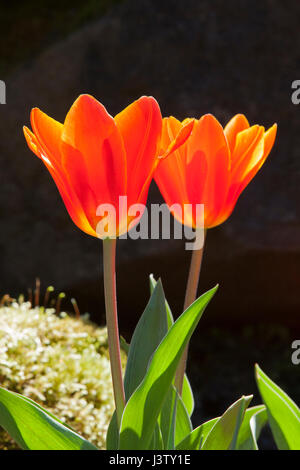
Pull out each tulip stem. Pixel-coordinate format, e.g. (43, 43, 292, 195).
(102, 238, 125, 428)
(174, 231, 206, 395)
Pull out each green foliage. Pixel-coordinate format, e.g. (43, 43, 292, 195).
(124, 279, 169, 400)
(158, 385, 192, 448)
(236, 405, 267, 450)
(176, 416, 218, 450)
(149, 274, 194, 416)
(118, 286, 218, 450)
(201, 395, 252, 450)
(0, 387, 97, 450)
(255, 364, 300, 450)
(1, 288, 300, 451)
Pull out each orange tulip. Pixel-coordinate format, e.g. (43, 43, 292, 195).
(24, 94, 193, 238)
(154, 113, 277, 229)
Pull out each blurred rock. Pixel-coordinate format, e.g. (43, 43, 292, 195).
(0, 0, 299, 330)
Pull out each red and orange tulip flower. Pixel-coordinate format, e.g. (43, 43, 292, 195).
(155, 113, 277, 395)
(23, 94, 193, 427)
(24, 94, 192, 239)
(155, 113, 277, 229)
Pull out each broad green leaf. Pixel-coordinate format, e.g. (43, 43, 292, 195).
(182, 375, 194, 417)
(149, 274, 173, 327)
(119, 286, 218, 450)
(149, 274, 194, 417)
(159, 386, 177, 450)
(174, 390, 192, 445)
(255, 364, 300, 450)
(106, 411, 165, 451)
(124, 278, 168, 400)
(159, 385, 192, 449)
(201, 395, 253, 450)
(249, 407, 268, 450)
(13, 393, 75, 431)
(236, 405, 267, 450)
(176, 399, 256, 451)
(149, 423, 164, 450)
(0, 387, 98, 450)
(176, 417, 218, 450)
(106, 410, 118, 450)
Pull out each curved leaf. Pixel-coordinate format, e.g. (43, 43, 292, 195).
(201, 395, 252, 450)
(0, 387, 98, 450)
(236, 405, 267, 450)
(255, 364, 300, 450)
(149, 274, 194, 416)
(106, 410, 118, 450)
(124, 278, 168, 400)
(159, 385, 192, 449)
(176, 417, 218, 450)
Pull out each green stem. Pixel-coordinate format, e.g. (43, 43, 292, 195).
(174, 232, 206, 395)
(102, 238, 125, 427)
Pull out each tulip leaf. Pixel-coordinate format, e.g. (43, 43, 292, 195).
(255, 364, 300, 450)
(0, 387, 98, 450)
(106, 410, 118, 450)
(119, 285, 218, 450)
(181, 375, 194, 417)
(176, 396, 253, 451)
(159, 385, 192, 449)
(149, 423, 164, 450)
(176, 417, 218, 450)
(201, 395, 253, 450)
(149, 274, 195, 417)
(149, 274, 173, 328)
(124, 278, 169, 400)
(236, 405, 267, 450)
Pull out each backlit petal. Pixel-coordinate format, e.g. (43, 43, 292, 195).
(154, 117, 190, 225)
(160, 118, 195, 159)
(222, 126, 268, 224)
(23, 126, 96, 237)
(224, 114, 249, 154)
(30, 108, 63, 165)
(61, 94, 127, 230)
(114, 96, 162, 206)
(186, 114, 230, 227)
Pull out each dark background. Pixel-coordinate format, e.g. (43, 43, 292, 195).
(1, 0, 300, 448)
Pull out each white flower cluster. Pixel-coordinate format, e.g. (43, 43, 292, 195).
(0, 301, 122, 449)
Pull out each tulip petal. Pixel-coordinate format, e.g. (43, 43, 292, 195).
(262, 123, 277, 162)
(23, 126, 97, 237)
(61, 94, 127, 230)
(233, 123, 277, 193)
(114, 96, 162, 206)
(231, 126, 265, 178)
(186, 114, 230, 227)
(159, 118, 195, 159)
(30, 108, 63, 165)
(221, 125, 276, 225)
(23, 126, 39, 157)
(224, 114, 249, 154)
(154, 117, 191, 225)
